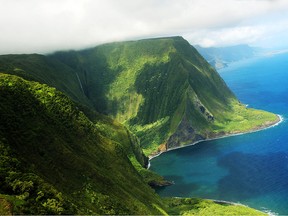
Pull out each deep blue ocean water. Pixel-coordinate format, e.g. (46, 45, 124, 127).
(150, 53, 288, 215)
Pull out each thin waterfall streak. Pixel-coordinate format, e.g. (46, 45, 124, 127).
(76, 73, 85, 94)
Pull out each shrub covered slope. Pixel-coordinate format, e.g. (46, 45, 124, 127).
(0, 73, 164, 214)
(0, 36, 277, 215)
(50, 37, 278, 154)
(0, 37, 278, 155)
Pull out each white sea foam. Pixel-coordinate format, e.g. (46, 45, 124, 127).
(149, 114, 284, 161)
(148, 115, 284, 215)
(262, 207, 279, 216)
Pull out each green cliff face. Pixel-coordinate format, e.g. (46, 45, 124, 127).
(51, 36, 278, 154)
(0, 36, 277, 215)
(0, 37, 278, 156)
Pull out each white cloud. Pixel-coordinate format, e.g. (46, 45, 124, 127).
(187, 26, 266, 47)
(0, 0, 288, 54)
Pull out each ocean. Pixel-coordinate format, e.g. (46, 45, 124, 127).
(150, 52, 288, 215)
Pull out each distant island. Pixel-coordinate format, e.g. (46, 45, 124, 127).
(195, 44, 263, 69)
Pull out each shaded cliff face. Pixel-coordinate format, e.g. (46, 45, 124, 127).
(0, 37, 278, 155)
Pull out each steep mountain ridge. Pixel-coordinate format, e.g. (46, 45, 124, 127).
(0, 73, 164, 214)
(51, 37, 278, 154)
(56, 37, 233, 149)
(0, 36, 278, 215)
(0, 37, 278, 156)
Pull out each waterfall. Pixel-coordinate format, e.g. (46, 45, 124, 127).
(76, 73, 85, 94)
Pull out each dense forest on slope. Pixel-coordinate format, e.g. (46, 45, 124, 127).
(0, 37, 277, 155)
(0, 73, 165, 214)
(0, 36, 278, 214)
(0, 73, 265, 215)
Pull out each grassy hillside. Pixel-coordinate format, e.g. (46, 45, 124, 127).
(0, 37, 278, 156)
(0, 73, 265, 215)
(0, 36, 273, 215)
(0, 73, 165, 214)
(51, 37, 278, 155)
(164, 198, 266, 215)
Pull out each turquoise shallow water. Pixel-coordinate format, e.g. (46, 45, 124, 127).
(150, 53, 288, 215)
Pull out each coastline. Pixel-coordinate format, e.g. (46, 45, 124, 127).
(148, 115, 283, 215)
(209, 199, 277, 216)
(148, 114, 283, 162)
(169, 197, 276, 215)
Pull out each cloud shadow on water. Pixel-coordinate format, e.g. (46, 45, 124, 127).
(217, 151, 288, 201)
(173, 140, 221, 158)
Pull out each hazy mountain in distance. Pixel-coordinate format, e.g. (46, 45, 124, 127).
(195, 44, 262, 69)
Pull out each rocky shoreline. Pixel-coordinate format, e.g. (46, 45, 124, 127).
(147, 115, 283, 214)
(149, 114, 283, 161)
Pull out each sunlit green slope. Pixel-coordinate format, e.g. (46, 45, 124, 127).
(164, 198, 266, 216)
(0, 37, 278, 156)
(0, 36, 274, 215)
(0, 73, 165, 215)
(51, 36, 278, 155)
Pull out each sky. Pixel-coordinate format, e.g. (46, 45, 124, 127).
(1, 0, 288, 54)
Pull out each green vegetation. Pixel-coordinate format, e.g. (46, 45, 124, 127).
(0, 195, 15, 215)
(212, 101, 278, 134)
(52, 37, 277, 155)
(0, 132, 74, 214)
(0, 73, 165, 214)
(0, 54, 91, 107)
(0, 37, 278, 156)
(50, 37, 278, 155)
(165, 198, 266, 215)
(0, 36, 276, 215)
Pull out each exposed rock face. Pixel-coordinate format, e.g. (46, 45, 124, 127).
(167, 116, 204, 149)
(193, 96, 214, 122)
(148, 180, 174, 188)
